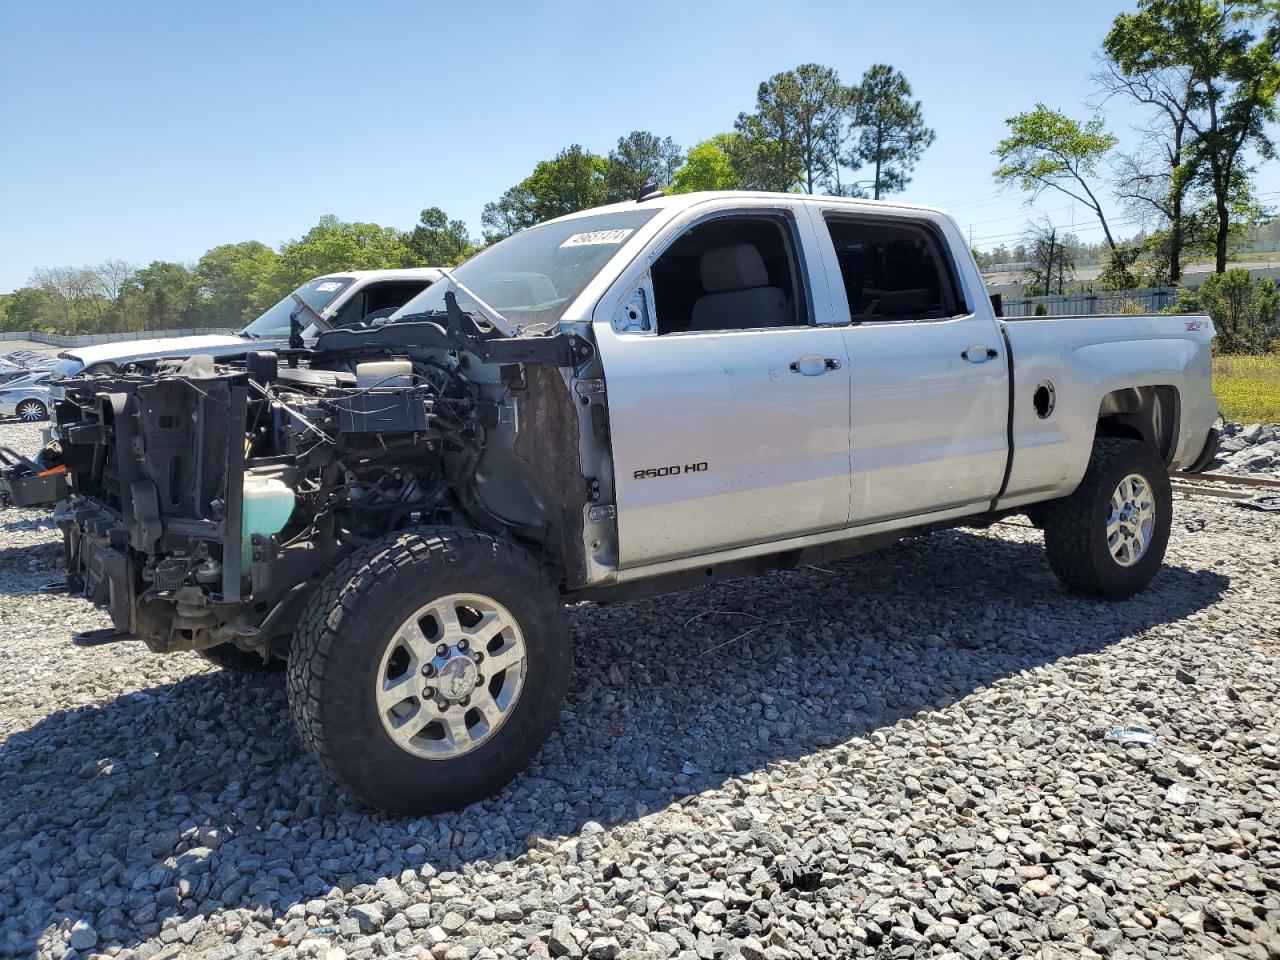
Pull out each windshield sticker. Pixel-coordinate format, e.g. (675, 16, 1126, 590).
(560, 229, 634, 248)
(315, 281, 343, 292)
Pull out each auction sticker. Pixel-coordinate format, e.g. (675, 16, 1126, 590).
(315, 281, 344, 292)
(560, 229, 634, 248)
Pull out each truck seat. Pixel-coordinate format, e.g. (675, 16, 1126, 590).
(691, 244, 787, 331)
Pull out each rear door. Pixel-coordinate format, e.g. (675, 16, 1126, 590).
(811, 209, 1009, 524)
(595, 202, 852, 567)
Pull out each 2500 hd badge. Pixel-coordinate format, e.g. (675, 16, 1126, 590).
(633, 462, 709, 480)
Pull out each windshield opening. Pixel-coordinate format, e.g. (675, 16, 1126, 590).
(241, 276, 354, 338)
(390, 209, 660, 330)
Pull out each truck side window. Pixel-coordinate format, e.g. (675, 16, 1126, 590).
(824, 218, 963, 322)
(332, 280, 434, 327)
(650, 215, 809, 334)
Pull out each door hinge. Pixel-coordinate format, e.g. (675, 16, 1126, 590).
(575, 378, 606, 399)
(588, 503, 616, 522)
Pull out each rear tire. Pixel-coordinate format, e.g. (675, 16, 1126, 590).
(198, 643, 285, 672)
(286, 528, 570, 815)
(1042, 438, 1172, 599)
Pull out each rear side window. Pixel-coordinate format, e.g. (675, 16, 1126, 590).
(824, 217, 964, 322)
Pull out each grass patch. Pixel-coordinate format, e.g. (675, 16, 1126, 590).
(1214, 353, 1280, 423)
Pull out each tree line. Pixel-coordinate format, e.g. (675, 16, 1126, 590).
(991, 0, 1279, 293)
(0, 60, 936, 336)
(4, 0, 1276, 339)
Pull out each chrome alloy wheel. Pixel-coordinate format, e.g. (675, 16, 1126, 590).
(1107, 472, 1156, 567)
(17, 401, 44, 422)
(374, 593, 526, 759)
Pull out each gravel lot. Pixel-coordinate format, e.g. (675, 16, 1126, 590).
(1, 419, 1278, 960)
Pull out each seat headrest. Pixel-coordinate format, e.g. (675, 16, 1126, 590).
(700, 244, 769, 294)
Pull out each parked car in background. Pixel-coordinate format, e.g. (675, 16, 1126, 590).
(47, 268, 444, 380)
(0, 371, 54, 421)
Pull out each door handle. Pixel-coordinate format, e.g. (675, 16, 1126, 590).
(790, 355, 841, 376)
(961, 345, 999, 364)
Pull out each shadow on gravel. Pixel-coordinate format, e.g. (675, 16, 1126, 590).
(0, 530, 1229, 954)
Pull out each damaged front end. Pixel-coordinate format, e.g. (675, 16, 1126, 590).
(54, 302, 598, 659)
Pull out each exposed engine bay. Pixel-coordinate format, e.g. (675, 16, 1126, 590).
(52, 304, 602, 659)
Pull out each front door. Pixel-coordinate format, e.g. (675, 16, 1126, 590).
(595, 209, 852, 567)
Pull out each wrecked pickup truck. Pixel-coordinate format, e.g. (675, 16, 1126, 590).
(51, 191, 1220, 813)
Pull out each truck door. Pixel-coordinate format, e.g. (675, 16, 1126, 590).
(595, 208, 851, 568)
(813, 211, 1009, 524)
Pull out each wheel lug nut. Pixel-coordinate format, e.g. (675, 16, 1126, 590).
(460, 696, 470, 707)
(472, 652, 483, 664)
(423, 686, 434, 698)
(436, 644, 448, 657)
(436, 699, 449, 711)
(457, 639, 469, 652)
(421, 663, 436, 677)
(474, 675, 484, 687)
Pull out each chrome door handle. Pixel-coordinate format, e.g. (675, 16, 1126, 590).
(790, 355, 841, 376)
(961, 345, 999, 363)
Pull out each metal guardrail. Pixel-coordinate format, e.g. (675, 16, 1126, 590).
(0, 328, 239, 348)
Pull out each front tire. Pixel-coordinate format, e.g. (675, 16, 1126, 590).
(286, 528, 569, 814)
(16, 400, 47, 422)
(1042, 438, 1172, 599)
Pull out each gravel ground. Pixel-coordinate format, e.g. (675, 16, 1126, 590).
(1213, 422, 1280, 479)
(1, 420, 1278, 960)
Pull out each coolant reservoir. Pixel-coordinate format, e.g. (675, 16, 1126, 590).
(241, 475, 295, 566)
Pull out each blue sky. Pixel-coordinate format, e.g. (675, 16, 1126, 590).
(2, 0, 1277, 292)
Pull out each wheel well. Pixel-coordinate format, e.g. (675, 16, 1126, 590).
(1096, 385, 1179, 463)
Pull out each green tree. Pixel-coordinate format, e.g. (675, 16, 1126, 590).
(407, 207, 477, 266)
(274, 216, 417, 290)
(480, 145, 608, 243)
(604, 131, 682, 202)
(1177, 268, 1280, 352)
(121, 261, 196, 331)
(480, 183, 537, 244)
(994, 104, 1120, 251)
(1103, 0, 1280, 273)
(191, 241, 278, 328)
(734, 64, 847, 192)
(670, 135, 742, 193)
(846, 65, 936, 199)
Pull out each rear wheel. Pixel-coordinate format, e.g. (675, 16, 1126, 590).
(1042, 438, 1172, 599)
(16, 399, 47, 422)
(286, 528, 570, 814)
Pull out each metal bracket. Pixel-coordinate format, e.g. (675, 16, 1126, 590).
(588, 504, 616, 522)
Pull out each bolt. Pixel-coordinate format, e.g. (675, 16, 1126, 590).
(472, 651, 484, 664)
(436, 644, 448, 657)
(474, 675, 484, 687)
(423, 686, 434, 698)
(457, 638, 469, 652)
(460, 696, 470, 707)
(421, 663, 436, 677)
(436, 699, 449, 712)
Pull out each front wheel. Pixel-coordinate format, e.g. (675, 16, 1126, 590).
(286, 528, 570, 814)
(1042, 438, 1172, 599)
(16, 399, 47, 422)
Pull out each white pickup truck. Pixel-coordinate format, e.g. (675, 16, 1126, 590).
(52, 191, 1218, 814)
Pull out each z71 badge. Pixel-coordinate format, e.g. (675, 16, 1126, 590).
(634, 462, 708, 480)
